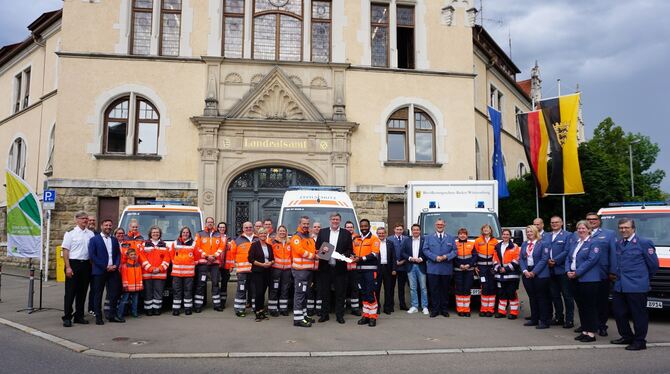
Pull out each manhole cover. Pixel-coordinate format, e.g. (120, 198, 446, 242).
(112, 337, 129, 342)
(132, 341, 148, 345)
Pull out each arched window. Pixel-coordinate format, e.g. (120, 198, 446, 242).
(518, 162, 528, 178)
(475, 138, 481, 180)
(8, 137, 27, 178)
(414, 110, 435, 162)
(387, 108, 408, 161)
(45, 124, 55, 176)
(103, 95, 160, 155)
(386, 106, 436, 164)
(253, 0, 303, 61)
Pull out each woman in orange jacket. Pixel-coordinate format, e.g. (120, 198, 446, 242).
(268, 225, 292, 317)
(474, 224, 499, 317)
(493, 229, 521, 319)
(140, 226, 170, 316)
(170, 227, 196, 316)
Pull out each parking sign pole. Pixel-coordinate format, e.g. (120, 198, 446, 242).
(44, 209, 51, 281)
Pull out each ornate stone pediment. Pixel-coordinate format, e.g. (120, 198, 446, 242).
(226, 66, 325, 122)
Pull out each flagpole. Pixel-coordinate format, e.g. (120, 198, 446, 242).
(557, 79, 567, 230)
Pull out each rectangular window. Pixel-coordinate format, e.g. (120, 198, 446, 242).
(22, 68, 30, 109)
(371, 3, 389, 67)
(131, 0, 153, 55)
(311, 1, 331, 62)
(253, 14, 277, 60)
(223, 0, 245, 58)
(515, 106, 523, 139)
(135, 100, 160, 154)
(106, 121, 128, 153)
(279, 15, 302, 61)
(160, 0, 182, 56)
(13, 73, 22, 113)
(396, 6, 414, 69)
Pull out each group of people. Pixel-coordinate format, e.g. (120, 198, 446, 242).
(61, 210, 659, 350)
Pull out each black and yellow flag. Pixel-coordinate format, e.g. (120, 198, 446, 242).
(538, 93, 584, 195)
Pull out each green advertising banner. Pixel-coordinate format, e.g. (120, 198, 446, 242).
(5, 169, 42, 258)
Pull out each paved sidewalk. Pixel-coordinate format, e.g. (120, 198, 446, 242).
(1, 266, 669, 356)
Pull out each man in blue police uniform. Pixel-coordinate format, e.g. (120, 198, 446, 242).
(609, 218, 659, 351)
(545, 216, 574, 328)
(586, 212, 617, 336)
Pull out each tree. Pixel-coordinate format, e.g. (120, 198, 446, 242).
(500, 117, 667, 228)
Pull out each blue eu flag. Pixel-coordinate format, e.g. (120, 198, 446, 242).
(487, 106, 510, 198)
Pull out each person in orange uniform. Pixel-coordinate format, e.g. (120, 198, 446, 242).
(170, 227, 196, 316)
(117, 248, 143, 319)
(454, 228, 477, 317)
(125, 219, 145, 259)
(139, 226, 170, 316)
(352, 219, 381, 327)
(474, 224, 499, 317)
(345, 221, 362, 317)
(217, 222, 233, 309)
(493, 229, 521, 319)
(291, 216, 317, 327)
(231, 221, 258, 317)
(268, 225, 292, 317)
(194, 217, 224, 313)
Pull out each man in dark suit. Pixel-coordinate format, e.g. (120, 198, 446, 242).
(88, 218, 123, 325)
(315, 212, 353, 324)
(375, 227, 396, 314)
(390, 224, 408, 310)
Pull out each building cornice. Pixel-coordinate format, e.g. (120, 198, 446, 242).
(349, 65, 476, 79)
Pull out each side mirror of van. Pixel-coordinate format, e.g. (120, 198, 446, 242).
(512, 230, 524, 246)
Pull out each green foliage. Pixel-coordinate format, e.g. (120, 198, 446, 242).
(500, 117, 667, 229)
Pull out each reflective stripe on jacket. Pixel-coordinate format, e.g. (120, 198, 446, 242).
(474, 236, 498, 266)
(121, 260, 143, 292)
(353, 233, 380, 271)
(139, 240, 170, 280)
(232, 235, 258, 273)
(170, 240, 196, 278)
(272, 238, 292, 270)
(291, 231, 317, 270)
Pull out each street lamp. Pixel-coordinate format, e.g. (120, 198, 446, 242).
(629, 139, 640, 198)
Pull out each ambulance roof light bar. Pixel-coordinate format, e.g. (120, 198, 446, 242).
(144, 200, 187, 206)
(287, 186, 345, 192)
(607, 201, 668, 208)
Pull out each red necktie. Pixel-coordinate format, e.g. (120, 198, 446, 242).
(526, 242, 534, 258)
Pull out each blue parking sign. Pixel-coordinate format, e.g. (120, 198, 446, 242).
(43, 190, 56, 202)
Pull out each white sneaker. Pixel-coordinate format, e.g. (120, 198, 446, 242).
(407, 307, 418, 314)
(422, 307, 429, 315)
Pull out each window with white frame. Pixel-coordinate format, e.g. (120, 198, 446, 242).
(252, 0, 303, 61)
(13, 67, 31, 113)
(514, 106, 523, 140)
(517, 162, 527, 178)
(159, 0, 182, 56)
(386, 106, 436, 164)
(103, 95, 160, 155)
(369, 2, 416, 69)
(223, 0, 245, 58)
(8, 137, 27, 178)
(45, 124, 55, 175)
(490, 84, 504, 127)
(475, 138, 481, 180)
(311, 0, 332, 62)
(130, 0, 182, 56)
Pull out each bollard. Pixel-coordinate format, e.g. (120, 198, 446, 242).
(27, 265, 35, 310)
(0, 263, 3, 302)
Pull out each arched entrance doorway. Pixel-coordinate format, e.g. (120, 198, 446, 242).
(227, 166, 318, 234)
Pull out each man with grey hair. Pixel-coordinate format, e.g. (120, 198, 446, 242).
(62, 211, 95, 327)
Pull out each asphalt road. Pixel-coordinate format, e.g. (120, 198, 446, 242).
(2, 324, 669, 374)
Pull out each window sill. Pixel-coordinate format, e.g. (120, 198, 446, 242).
(384, 161, 442, 168)
(94, 154, 162, 161)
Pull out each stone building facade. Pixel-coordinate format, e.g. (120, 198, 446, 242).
(0, 0, 539, 271)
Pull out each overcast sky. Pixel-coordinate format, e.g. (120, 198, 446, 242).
(1, 0, 668, 193)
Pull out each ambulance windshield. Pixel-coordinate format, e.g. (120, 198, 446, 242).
(420, 212, 501, 239)
(280, 207, 359, 234)
(119, 211, 203, 242)
(600, 213, 670, 246)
